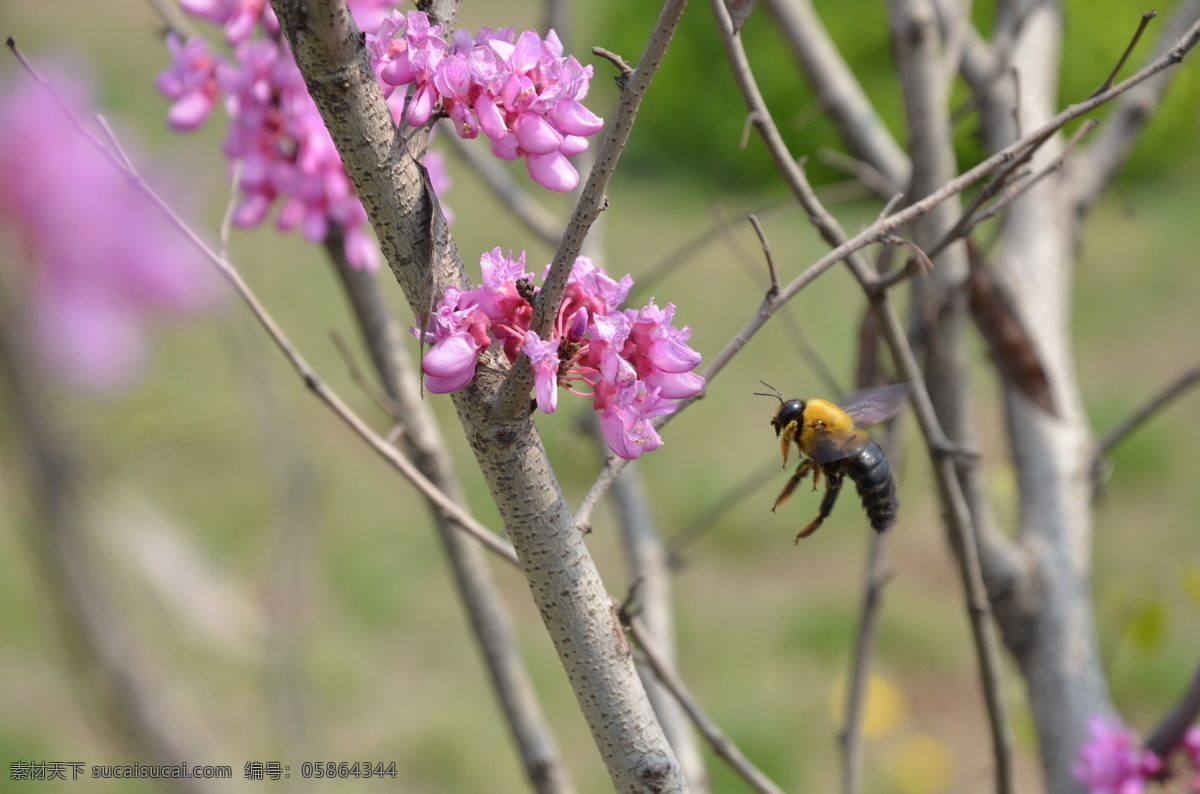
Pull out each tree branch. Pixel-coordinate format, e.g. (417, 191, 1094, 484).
(326, 238, 575, 793)
(269, 2, 686, 789)
(1098, 361, 1200, 456)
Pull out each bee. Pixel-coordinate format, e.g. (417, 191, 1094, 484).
(755, 383, 907, 542)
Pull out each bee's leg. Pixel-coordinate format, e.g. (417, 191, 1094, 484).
(795, 471, 844, 542)
(778, 421, 799, 466)
(772, 459, 814, 512)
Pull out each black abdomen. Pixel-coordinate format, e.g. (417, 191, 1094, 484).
(847, 442, 898, 531)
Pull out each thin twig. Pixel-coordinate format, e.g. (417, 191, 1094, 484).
(969, 119, 1097, 228)
(1090, 11, 1159, 98)
(1099, 362, 1200, 455)
(926, 119, 1097, 265)
(593, 46, 634, 77)
(627, 617, 787, 794)
(748, 214, 780, 296)
(328, 328, 404, 420)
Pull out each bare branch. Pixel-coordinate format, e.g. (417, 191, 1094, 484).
(748, 214, 780, 296)
(965, 119, 1097, 232)
(1099, 362, 1200, 456)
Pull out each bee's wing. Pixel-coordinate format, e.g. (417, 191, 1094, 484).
(838, 384, 910, 427)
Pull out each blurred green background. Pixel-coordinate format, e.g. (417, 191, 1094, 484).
(2, 1, 1199, 792)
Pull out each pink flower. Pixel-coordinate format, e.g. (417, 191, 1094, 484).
(155, 33, 220, 130)
(523, 331, 560, 413)
(415, 286, 491, 393)
(0, 64, 216, 393)
(158, 3, 462, 272)
(1074, 717, 1161, 794)
(413, 251, 703, 459)
(596, 382, 675, 460)
(368, 12, 604, 192)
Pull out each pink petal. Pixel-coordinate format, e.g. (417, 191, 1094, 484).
(548, 98, 603, 136)
(525, 151, 577, 192)
(423, 332, 480, 378)
(475, 97, 508, 141)
(513, 112, 563, 154)
(166, 90, 217, 129)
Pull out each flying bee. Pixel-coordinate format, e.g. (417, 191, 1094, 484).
(755, 383, 907, 542)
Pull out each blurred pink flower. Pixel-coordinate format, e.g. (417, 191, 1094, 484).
(0, 64, 216, 393)
(1074, 717, 1161, 794)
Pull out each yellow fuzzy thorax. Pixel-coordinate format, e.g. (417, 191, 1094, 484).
(778, 398, 862, 465)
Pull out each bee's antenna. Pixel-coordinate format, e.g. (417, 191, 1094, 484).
(753, 381, 784, 403)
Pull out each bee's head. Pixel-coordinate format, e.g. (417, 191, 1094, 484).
(754, 382, 805, 438)
(772, 399, 805, 438)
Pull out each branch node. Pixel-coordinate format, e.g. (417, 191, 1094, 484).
(593, 46, 633, 80)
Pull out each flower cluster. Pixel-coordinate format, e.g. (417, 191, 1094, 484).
(415, 250, 704, 459)
(155, 1, 451, 271)
(1074, 716, 1200, 794)
(0, 64, 215, 392)
(366, 11, 604, 192)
